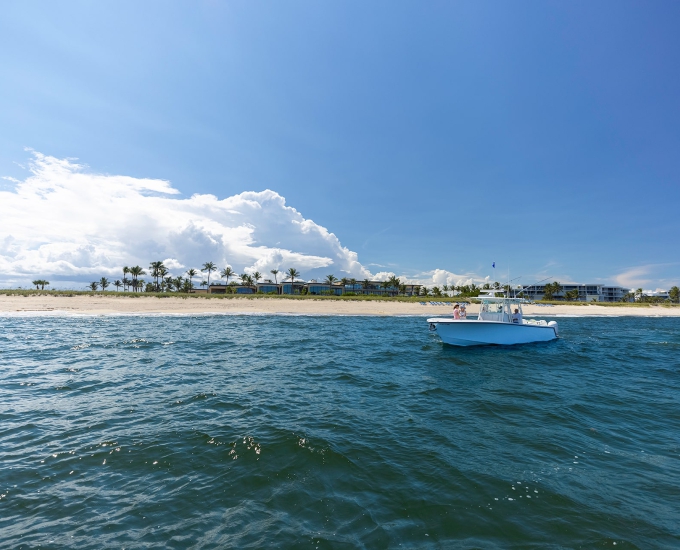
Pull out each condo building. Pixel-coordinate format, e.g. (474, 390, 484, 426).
(193, 280, 422, 297)
(520, 284, 630, 302)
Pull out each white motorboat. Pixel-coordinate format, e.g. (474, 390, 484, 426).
(427, 293, 558, 347)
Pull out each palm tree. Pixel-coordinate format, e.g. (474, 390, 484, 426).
(89, 282, 99, 291)
(270, 269, 279, 284)
(389, 276, 401, 296)
(123, 277, 131, 292)
(252, 271, 262, 285)
(123, 266, 130, 291)
(200, 280, 208, 289)
(186, 268, 197, 290)
(240, 273, 254, 286)
(32, 280, 41, 290)
(635, 288, 644, 302)
(149, 261, 165, 291)
(202, 262, 217, 289)
(286, 268, 300, 294)
(543, 281, 562, 300)
(163, 276, 173, 292)
(100, 277, 110, 291)
(113, 280, 122, 291)
(324, 274, 338, 295)
(173, 276, 184, 292)
(159, 265, 169, 289)
(129, 266, 145, 292)
(221, 266, 235, 286)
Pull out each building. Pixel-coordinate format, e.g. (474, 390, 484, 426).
(256, 282, 281, 294)
(190, 279, 422, 297)
(306, 282, 344, 295)
(402, 284, 422, 296)
(280, 281, 306, 295)
(647, 290, 670, 300)
(601, 286, 631, 302)
(521, 284, 630, 302)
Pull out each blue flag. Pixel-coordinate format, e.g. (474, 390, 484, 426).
(492, 262, 495, 268)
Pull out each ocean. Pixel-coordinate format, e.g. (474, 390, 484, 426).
(1, 314, 679, 548)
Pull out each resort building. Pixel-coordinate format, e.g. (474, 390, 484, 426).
(601, 286, 631, 302)
(190, 280, 423, 297)
(306, 282, 344, 295)
(520, 284, 631, 302)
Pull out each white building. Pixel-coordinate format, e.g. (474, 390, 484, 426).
(521, 284, 630, 302)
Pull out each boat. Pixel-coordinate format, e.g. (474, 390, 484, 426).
(427, 292, 558, 347)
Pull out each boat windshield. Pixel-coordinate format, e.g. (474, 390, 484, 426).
(478, 298, 523, 323)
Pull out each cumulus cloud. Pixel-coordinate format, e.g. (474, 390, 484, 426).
(0, 152, 377, 286)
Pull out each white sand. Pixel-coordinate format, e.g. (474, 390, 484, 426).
(1, 295, 679, 316)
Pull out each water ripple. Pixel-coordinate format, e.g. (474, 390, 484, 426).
(0, 315, 679, 548)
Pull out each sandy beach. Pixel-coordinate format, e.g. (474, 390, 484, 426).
(1, 294, 679, 316)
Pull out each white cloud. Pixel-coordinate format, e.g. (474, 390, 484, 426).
(614, 265, 654, 288)
(427, 269, 478, 288)
(0, 152, 377, 286)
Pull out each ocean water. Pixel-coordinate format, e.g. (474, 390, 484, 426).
(1, 314, 679, 549)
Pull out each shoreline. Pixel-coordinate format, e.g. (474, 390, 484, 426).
(1, 295, 680, 317)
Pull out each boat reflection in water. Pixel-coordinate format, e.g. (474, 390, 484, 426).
(427, 291, 558, 347)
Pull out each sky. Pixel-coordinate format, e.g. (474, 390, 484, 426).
(1, 1, 679, 291)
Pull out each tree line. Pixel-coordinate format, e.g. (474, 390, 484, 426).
(27, 265, 680, 303)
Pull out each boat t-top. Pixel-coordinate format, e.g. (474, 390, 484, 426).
(427, 291, 558, 346)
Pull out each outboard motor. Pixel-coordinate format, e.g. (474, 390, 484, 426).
(548, 321, 559, 336)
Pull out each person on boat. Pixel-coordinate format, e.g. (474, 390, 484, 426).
(453, 304, 461, 319)
(459, 305, 467, 319)
(511, 308, 523, 324)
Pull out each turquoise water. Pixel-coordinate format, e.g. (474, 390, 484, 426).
(1, 314, 679, 548)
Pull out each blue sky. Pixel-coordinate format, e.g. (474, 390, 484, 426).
(1, 1, 679, 289)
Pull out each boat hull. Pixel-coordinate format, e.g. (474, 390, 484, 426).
(427, 319, 558, 347)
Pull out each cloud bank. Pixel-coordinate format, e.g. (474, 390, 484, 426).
(0, 152, 491, 290)
(0, 152, 385, 286)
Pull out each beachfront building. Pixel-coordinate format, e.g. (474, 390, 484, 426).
(647, 290, 670, 300)
(401, 284, 422, 297)
(189, 279, 423, 297)
(602, 286, 632, 302)
(281, 281, 306, 295)
(256, 282, 282, 294)
(343, 281, 399, 297)
(307, 282, 344, 295)
(521, 284, 630, 302)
